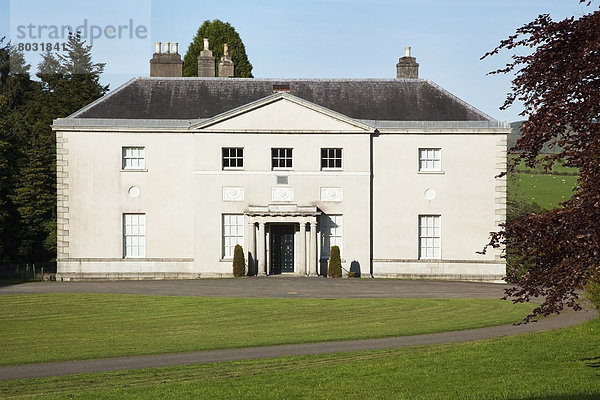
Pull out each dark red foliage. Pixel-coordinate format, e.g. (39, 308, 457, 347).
(482, 0, 600, 322)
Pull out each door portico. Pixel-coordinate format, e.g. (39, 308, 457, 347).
(245, 205, 320, 276)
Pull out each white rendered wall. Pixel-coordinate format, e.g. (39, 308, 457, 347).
(58, 130, 195, 277)
(371, 132, 506, 279)
(192, 132, 371, 276)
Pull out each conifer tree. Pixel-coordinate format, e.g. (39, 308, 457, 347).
(183, 20, 253, 77)
(0, 32, 108, 265)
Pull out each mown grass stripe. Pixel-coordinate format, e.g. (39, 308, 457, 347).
(0, 294, 533, 366)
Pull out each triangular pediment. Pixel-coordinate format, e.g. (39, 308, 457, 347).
(191, 93, 372, 133)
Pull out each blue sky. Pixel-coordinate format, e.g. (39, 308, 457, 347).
(0, 0, 589, 122)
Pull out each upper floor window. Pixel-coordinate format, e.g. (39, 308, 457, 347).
(272, 148, 293, 170)
(222, 147, 244, 169)
(321, 148, 342, 170)
(418, 148, 441, 172)
(122, 146, 145, 170)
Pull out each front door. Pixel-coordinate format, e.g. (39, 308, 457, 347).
(270, 225, 295, 274)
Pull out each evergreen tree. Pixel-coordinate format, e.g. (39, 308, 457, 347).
(0, 32, 108, 266)
(183, 20, 253, 77)
(51, 31, 109, 115)
(0, 39, 34, 263)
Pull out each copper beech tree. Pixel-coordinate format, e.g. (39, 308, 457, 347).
(481, 0, 600, 321)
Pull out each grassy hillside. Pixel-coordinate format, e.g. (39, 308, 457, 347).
(508, 154, 578, 213)
(513, 173, 578, 210)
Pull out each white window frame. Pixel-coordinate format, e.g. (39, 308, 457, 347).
(222, 214, 244, 259)
(321, 148, 343, 170)
(123, 213, 146, 258)
(419, 215, 441, 259)
(271, 148, 294, 170)
(320, 214, 343, 258)
(122, 146, 146, 170)
(418, 148, 441, 172)
(222, 147, 244, 170)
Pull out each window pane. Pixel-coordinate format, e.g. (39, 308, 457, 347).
(419, 215, 440, 259)
(320, 214, 343, 257)
(419, 148, 441, 172)
(122, 146, 145, 170)
(124, 213, 146, 258)
(222, 214, 244, 259)
(321, 148, 342, 170)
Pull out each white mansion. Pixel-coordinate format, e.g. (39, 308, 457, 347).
(53, 42, 508, 281)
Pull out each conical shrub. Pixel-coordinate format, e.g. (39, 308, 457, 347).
(327, 246, 342, 278)
(232, 244, 246, 277)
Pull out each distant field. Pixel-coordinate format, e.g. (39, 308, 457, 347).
(508, 155, 579, 209)
(514, 173, 578, 209)
(509, 154, 578, 175)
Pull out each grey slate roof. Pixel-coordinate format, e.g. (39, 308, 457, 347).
(73, 77, 494, 122)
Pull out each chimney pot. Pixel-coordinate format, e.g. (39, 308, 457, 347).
(172, 42, 179, 54)
(218, 42, 235, 77)
(150, 40, 183, 77)
(203, 38, 210, 50)
(396, 45, 419, 79)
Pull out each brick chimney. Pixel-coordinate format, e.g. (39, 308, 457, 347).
(218, 43, 235, 77)
(197, 38, 216, 77)
(150, 42, 183, 77)
(396, 46, 419, 79)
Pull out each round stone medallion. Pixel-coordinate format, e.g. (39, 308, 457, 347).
(128, 186, 140, 198)
(424, 188, 436, 200)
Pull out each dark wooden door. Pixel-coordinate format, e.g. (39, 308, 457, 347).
(270, 225, 295, 274)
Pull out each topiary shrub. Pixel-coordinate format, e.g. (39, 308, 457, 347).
(232, 244, 246, 277)
(328, 246, 342, 278)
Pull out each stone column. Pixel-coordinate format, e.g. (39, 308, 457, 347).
(309, 220, 318, 276)
(246, 219, 255, 276)
(265, 225, 271, 276)
(297, 221, 306, 276)
(257, 221, 267, 276)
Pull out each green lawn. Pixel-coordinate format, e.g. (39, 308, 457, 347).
(0, 294, 534, 366)
(513, 173, 578, 209)
(2, 318, 598, 399)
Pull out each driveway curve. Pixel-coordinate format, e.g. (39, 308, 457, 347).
(0, 278, 596, 381)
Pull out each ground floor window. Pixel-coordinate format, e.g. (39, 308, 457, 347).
(320, 214, 342, 258)
(223, 214, 244, 259)
(123, 213, 146, 258)
(419, 215, 440, 259)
